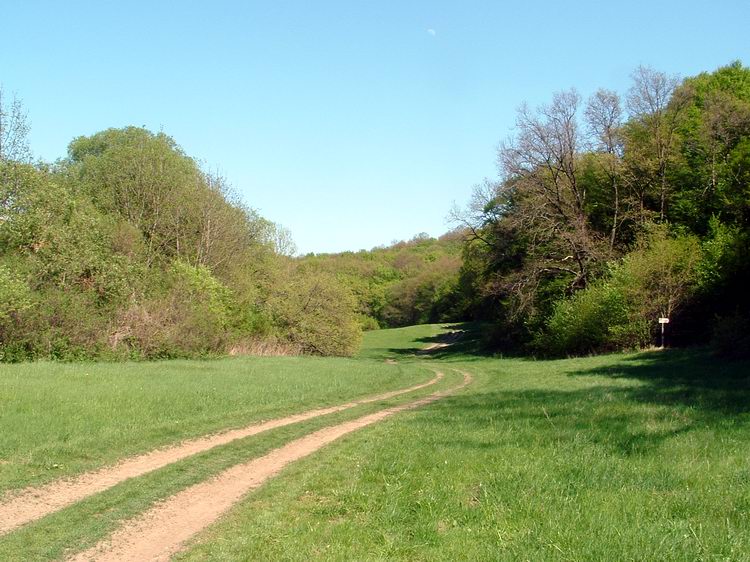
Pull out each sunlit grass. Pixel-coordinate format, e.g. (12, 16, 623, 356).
(178, 327, 750, 561)
(4, 325, 749, 561)
(357, 323, 454, 360)
(0, 355, 431, 492)
(0, 370, 462, 562)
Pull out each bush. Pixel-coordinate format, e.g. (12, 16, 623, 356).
(535, 281, 649, 356)
(110, 261, 236, 358)
(614, 226, 703, 322)
(357, 314, 381, 331)
(536, 227, 703, 357)
(269, 268, 362, 356)
(0, 265, 32, 322)
(1, 288, 110, 362)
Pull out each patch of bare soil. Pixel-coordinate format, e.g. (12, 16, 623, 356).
(0, 372, 442, 535)
(68, 371, 471, 562)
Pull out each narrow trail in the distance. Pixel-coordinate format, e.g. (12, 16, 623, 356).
(0, 371, 443, 536)
(68, 371, 473, 562)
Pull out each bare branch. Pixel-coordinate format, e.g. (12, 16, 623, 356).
(0, 86, 32, 163)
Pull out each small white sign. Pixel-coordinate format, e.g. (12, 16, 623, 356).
(658, 317, 670, 324)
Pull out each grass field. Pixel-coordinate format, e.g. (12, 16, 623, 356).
(357, 323, 448, 359)
(179, 325, 750, 561)
(2, 324, 750, 560)
(0, 356, 434, 492)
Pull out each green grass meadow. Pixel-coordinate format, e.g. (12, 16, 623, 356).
(0, 356, 433, 493)
(2, 324, 750, 560)
(179, 325, 750, 561)
(357, 323, 448, 359)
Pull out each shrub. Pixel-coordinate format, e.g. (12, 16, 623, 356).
(536, 281, 649, 356)
(536, 227, 703, 357)
(0, 265, 32, 322)
(111, 261, 236, 358)
(1, 288, 110, 362)
(268, 268, 362, 356)
(614, 226, 704, 322)
(357, 314, 381, 331)
(0, 262, 34, 360)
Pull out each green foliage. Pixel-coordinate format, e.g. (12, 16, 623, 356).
(356, 314, 381, 331)
(458, 62, 750, 355)
(538, 227, 703, 356)
(3, 288, 111, 362)
(299, 232, 467, 329)
(0, 265, 31, 322)
(0, 265, 33, 362)
(268, 268, 363, 357)
(671, 61, 750, 232)
(69, 128, 210, 267)
(536, 280, 647, 356)
(4, 61, 750, 361)
(170, 260, 233, 327)
(0, 127, 363, 360)
(0, 163, 140, 361)
(110, 261, 238, 359)
(382, 259, 461, 326)
(615, 226, 703, 319)
(1, 163, 139, 304)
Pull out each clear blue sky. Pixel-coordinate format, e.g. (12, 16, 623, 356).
(1, 1, 748, 254)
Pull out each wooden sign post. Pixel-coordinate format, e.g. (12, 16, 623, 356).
(658, 317, 670, 348)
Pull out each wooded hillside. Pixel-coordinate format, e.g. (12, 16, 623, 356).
(453, 62, 750, 357)
(1, 61, 748, 360)
(299, 231, 466, 329)
(0, 125, 361, 359)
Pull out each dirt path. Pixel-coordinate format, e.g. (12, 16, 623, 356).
(68, 371, 472, 562)
(419, 329, 463, 354)
(0, 372, 443, 536)
(422, 341, 450, 352)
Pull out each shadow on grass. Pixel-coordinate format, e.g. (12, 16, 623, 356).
(570, 348, 750, 415)
(415, 368, 750, 458)
(387, 323, 749, 452)
(380, 346, 750, 459)
(387, 322, 497, 360)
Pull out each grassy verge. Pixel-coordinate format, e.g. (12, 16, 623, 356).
(178, 325, 750, 561)
(0, 355, 431, 492)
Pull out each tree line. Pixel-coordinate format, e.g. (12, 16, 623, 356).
(299, 231, 466, 330)
(1, 61, 748, 361)
(298, 61, 749, 360)
(451, 61, 750, 357)
(0, 116, 362, 360)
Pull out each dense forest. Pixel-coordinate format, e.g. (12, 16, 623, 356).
(310, 61, 750, 358)
(1, 61, 748, 361)
(450, 61, 750, 357)
(299, 232, 465, 329)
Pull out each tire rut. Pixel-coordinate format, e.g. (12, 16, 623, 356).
(68, 371, 472, 562)
(0, 371, 443, 535)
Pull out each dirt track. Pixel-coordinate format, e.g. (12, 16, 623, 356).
(68, 370, 471, 562)
(0, 372, 442, 535)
